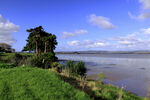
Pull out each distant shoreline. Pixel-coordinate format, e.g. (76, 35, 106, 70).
(56, 51, 150, 54)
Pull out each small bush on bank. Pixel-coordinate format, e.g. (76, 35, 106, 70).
(65, 60, 87, 77)
(74, 61, 87, 77)
(40, 52, 58, 69)
(65, 60, 74, 73)
(51, 62, 63, 73)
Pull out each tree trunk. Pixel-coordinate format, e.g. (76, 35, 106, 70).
(44, 42, 47, 53)
(35, 41, 38, 56)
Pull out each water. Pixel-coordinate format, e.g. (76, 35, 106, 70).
(56, 53, 150, 97)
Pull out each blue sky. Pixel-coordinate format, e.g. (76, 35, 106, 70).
(1, 0, 150, 51)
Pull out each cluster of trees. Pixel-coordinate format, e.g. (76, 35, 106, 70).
(23, 26, 57, 56)
(22, 26, 58, 69)
(0, 43, 15, 53)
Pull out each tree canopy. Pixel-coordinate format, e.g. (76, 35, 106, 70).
(23, 26, 57, 56)
(0, 43, 15, 53)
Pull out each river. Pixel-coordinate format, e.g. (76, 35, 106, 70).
(56, 53, 150, 97)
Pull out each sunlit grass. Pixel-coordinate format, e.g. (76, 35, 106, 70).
(0, 66, 90, 100)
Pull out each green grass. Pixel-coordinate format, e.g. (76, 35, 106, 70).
(0, 66, 91, 100)
(94, 83, 146, 100)
(0, 63, 16, 69)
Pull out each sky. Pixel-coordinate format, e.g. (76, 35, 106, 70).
(1, 0, 150, 51)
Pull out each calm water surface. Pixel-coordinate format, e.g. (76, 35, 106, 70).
(56, 54, 150, 97)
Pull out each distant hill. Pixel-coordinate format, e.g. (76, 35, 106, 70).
(56, 50, 150, 54)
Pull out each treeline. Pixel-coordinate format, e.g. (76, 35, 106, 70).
(0, 43, 15, 53)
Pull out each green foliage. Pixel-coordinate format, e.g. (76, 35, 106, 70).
(0, 53, 29, 66)
(25, 56, 43, 68)
(0, 47, 5, 52)
(3, 54, 29, 65)
(0, 63, 16, 69)
(0, 67, 91, 100)
(74, 61, 87, 76)
(25, 52, 58, 69)
(51, 62, 63, 73)
(0, 43, 15, 53)
(11, 53, 23, 65)
(65, 60, 75, 75)
(93, 83, 145, 100)
(65, 60, 87, 77)
(22, 26, 57, 56)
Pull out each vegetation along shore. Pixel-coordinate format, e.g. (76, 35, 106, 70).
(0, 26, 149, 100)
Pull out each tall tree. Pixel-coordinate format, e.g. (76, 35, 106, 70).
(23, 26, 57, 56)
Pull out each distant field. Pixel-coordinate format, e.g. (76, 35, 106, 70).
(0, 66, 90, 100)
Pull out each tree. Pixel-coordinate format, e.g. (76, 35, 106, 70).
(0, 43, 15, 53)
(22, 26, 57, 56)
(23, 26, 58, 69)
(0, 47, 5, 52)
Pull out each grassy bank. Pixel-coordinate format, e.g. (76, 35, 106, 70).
(0, 65, 90, 100)
(57, 69, 148, 100)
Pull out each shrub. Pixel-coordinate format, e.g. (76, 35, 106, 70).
(65, 60, 74, 73)
(65, 60, 87, 77)
(51, 62, 63, 73)
(40, 52, 58, 69)
(25, 52, 58, 69)
(11, 53, 24, 65)
(25, 56, 44, 68)
(74, 61, 87, 77)
(0, 53, 29, 66)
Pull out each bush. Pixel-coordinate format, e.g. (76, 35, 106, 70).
(25, 56, 44, 68)
(74, 61, 87, 77)
(25, 52, 58, 69)
(51, 62, 63, 73)
(65, 60, 87, 77)
(40, 52, 58, 69)
(65, 60, 74, 73)
(0, 53, 29, 66)
(11, 53, 23, 65)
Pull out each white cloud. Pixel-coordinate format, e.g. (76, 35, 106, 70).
(139, 0, 150, 9)
(129, 0, 150, 20)
(0, 14, 19, 44)
(88, 14, 115, 29)
(110, 33, 139, 45)
(62, 29, 88, 38)
(128, 11, 150, 20)
(67, 40, 80, 46)
(141, 27, 150, 34)
(128, 12, 137, 19)
(63, 27, 150, 50)
(139, 12, 150, 19)
(109, 31, 150, 49)
(67, 40, 108, 48)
